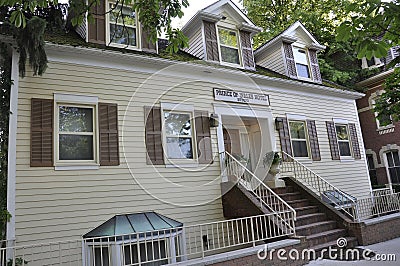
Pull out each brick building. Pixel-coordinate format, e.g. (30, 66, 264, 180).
(356, 48, 400, 190)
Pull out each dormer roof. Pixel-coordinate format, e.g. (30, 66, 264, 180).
(254, 21, 325, 57)
(182, 0, 262, 36)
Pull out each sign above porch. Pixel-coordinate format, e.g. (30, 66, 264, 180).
(213, 88, 270, 106)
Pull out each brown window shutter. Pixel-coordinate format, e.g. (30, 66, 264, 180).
(306, 120, 321, 161)
(99, 103, 119, 166)
(308, 49, 322, 83)
(203, 21, 220, 62)
(31, 99, 53, 167)
(195, 111, 213, 164)
(276, 117, 292, 161)
(348, 123, 361, 159)
(240, 31, 255, 69)
(326, 121, 340, 160)
(144, 106, 164, 165)
(88, 0, 106, 44)
(141, 27, 157, 53)
(283, 42, 297, 78)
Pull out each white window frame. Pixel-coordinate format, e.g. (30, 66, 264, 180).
(384, 150, 400, 185)
(54, 94, 99, 169)
(288, 119, 310, 158)
(161, 102, 198, 166)
(216, 26, 243, 68)
(292, 46, 312, 80)
(371, 98, 394, 131)
(106, 0, 141, 50)
(334, 123, 353, 158)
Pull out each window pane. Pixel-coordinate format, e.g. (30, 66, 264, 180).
(389, 167, 400, 184)
(166, 137, 193, 159)
(93, 247, 109, 266)
(338, 142, 351, 156)
(289, 121, 306, 139)
(293, 48, 308, 64)
(110, 4, 136, 26)
(292, 140, 308, 157)
(336, 125, 349, 140)
(296, 63, 310, 78)
(367, 155, 375, 170)
(377, 113, 392, 127)
(164, 113, 192, 136)
(110, 24, 137, 46)
(124, 241, 167, 266)
(220, 46, 240, 65)
(393, 151, 400, 166)
(59, 135, 94, 160)
(59, 106, 93, 132)
(218, 28, 238, 47)
(387, 152, 394, 167)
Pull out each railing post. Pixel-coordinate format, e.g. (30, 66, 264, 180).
(200, 227, 204, 258)
(250, 218, 256, 247)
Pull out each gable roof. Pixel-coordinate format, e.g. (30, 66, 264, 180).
(254, 21, 326, 56)
(182, 0, 262, 35)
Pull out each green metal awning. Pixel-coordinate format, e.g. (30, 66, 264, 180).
(83, 212, 183, 238)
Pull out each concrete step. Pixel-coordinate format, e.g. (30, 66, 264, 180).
(272, 186, 295, 194)
(306, 229, 347, 247)
(296, 213, 327, 226)
(295, 205, 319, 216)
(286, 198, 310, 208)
(276, 192, 303, 201)
(310, 237, 359, 260)
(296, 220, 337, 236)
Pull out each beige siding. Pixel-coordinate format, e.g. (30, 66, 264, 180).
(183, 27, 205, 59)
(14, 52, 371, 247)
(255, 45, 286, 75)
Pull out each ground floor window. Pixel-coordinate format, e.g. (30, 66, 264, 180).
(123, 241, 168, 266)
(386, 151, 400, 184)
(289, 120, 309, 157)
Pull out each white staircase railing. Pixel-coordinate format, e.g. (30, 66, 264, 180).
(279, 151, 357, 221)
(222, 151, 296, 235)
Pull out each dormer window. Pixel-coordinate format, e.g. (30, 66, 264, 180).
(108, 3, 138, 48)
(218, 27, 240, 65)
(293, 47, 311, 79)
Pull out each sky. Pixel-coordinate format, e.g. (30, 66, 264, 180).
(171, 0, 242, 29)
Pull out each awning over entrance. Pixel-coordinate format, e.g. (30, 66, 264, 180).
(83, 212, 183, 238)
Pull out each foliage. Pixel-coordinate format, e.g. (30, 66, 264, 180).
(0, 0, 189, 77)
(7, 258, 29, 266)
(241, 0, 362, 86)
(0, 43, 12, 241)
(374, 68, 400, 124)
(336, 0, 400, 62)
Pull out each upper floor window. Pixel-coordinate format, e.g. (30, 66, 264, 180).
(289, 120, 309, 157)
(293, 47, 311, 79)
(335, 124, 351, 157)
(218, 27, 240, 65)
(109, 3, 138, 48)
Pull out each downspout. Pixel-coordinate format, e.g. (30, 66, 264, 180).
(6, 48, 19, 252)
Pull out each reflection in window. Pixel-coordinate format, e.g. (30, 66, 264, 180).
(58, 106, 95, 161)
(109, 4, 137, 46)
(164, 112, 194, 159)
(335, 124, 351, 157)
(367, 154, 378, 186)
(218, 28, 240, 65)
(289, 121, 309, 157)
(386, 151, 400, 184)
(293, 48, 311, 79)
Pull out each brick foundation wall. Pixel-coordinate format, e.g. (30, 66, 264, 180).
(347, 214, 400, 246)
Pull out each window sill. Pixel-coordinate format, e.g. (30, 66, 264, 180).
(108, 43, 141, 51)
(377, 124, 395, 134)
(293, 157, 312, 164)
(55, 164, 100, 171)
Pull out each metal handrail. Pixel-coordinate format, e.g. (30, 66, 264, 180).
(279, 151, 357, 221)
(222, 151, 296, 234)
